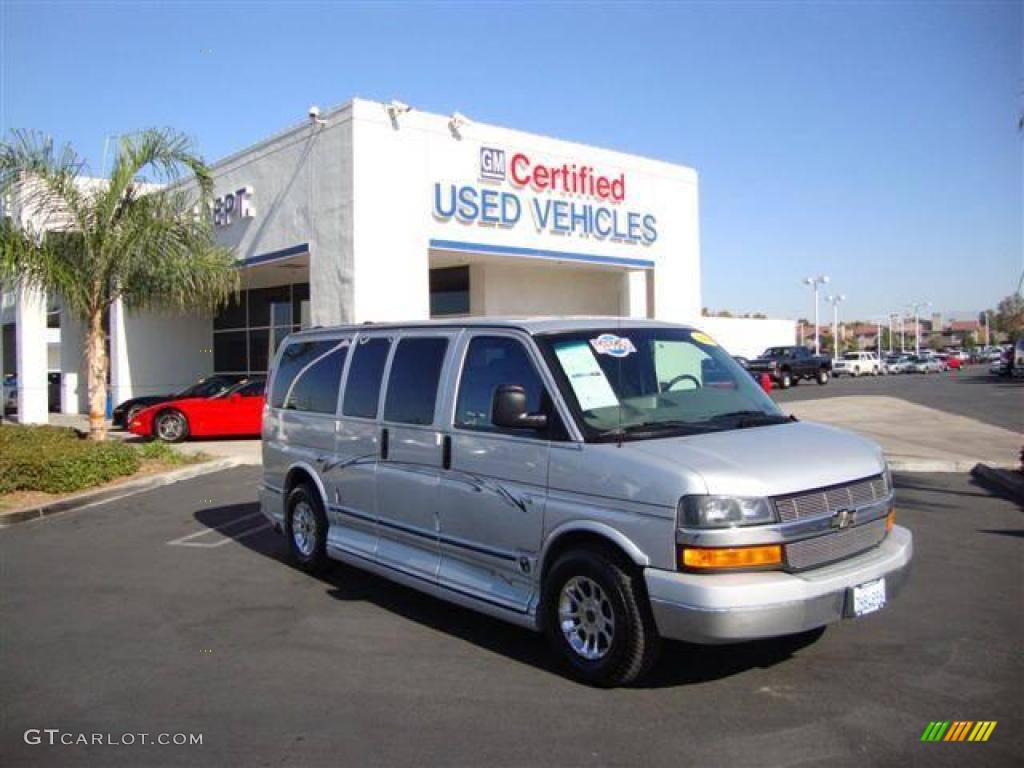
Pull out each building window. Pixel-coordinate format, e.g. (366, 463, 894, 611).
(212, 282, 309, 375)
(429, 267, 470, 317)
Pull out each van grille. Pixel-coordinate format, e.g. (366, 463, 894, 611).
(774, 475, 889, 524)
(785, 517, 888, 571)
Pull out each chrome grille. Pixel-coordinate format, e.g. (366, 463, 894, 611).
(785, 518, 888, 571)
(774, 474, 889, 524)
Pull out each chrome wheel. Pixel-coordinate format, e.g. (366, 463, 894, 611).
(291, 500, 317, 557)
(558, 575, 615, 661)
(156, 412, 185, 442)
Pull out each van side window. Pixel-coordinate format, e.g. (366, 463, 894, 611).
(284, 343, 348, 413)
(270, 340, 336, 409)
(382, 337, 449, 425)
(342, 337, 392, 419)
(455, 336, 548, 433)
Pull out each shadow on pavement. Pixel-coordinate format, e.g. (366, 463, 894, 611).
(192, 502, 824, 689)
(977, 528, 1024, 539)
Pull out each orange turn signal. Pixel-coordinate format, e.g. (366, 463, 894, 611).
(886, 510, 895, 532)
(680, 544, 783, 570)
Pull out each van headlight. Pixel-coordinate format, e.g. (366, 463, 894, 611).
(679, 495, 778, 528)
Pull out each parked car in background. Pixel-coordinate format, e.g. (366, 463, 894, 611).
(113, 374, 246, 427)
(2, 374, 16, 413)
(833, 351, 881, 377)
(259, 319, 911, 687)
(746, 346, 831, 388)
(883, 354, 913, 374)
(908, 355, 942, 374)
(129, 377, 266, 442)
(937, 353, 961, 370)
(2, 373, 63, 413)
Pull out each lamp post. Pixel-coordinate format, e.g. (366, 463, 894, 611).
(907, 301, 932, 357)
(803, 275, 830, 355)
(826, 294, 846, 361)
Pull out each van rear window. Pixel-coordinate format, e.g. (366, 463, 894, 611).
(271, 340, 348, 413)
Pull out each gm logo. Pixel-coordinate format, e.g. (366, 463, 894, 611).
(480, 147, 505, 181)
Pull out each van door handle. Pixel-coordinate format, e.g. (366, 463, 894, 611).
(442, 434, 452, 470)
(380, 427, 389, 461)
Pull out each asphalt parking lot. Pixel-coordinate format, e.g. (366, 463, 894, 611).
(1, 467, 1021, 767)
(773, 365, 1019, 430)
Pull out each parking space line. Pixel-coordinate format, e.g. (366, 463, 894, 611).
(167, 512, 271, 548)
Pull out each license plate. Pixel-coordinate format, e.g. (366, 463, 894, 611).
(852, 578, 886, 616)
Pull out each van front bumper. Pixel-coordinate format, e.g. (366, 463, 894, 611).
(644, 525, 912, 644)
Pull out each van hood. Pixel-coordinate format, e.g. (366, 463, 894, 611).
(627, 421, 885, 498)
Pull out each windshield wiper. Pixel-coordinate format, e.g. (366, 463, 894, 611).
(598, 420, 721, 440)
(703, 410, 792, 429)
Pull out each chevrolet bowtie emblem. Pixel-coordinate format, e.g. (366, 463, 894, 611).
(832, 509, 854, 529)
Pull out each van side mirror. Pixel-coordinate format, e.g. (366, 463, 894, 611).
(492, 384, 548, 430)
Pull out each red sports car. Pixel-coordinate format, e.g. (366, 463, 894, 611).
(130, 378, 266, 442)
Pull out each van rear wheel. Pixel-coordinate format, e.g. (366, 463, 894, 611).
(286, 484, 329, 573)
(543, 549, 660, 687)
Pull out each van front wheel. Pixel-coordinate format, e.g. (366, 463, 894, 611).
(543, 550, 660, 687)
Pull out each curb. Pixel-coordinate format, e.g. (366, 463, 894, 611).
(888, 459, 1019, 473)
(970, 463, 1024, 504)
(0, 457, 245, 527)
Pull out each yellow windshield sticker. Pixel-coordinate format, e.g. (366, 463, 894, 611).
(691, 331, 718, 346)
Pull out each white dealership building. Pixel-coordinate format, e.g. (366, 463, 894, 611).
(1, 98, 793, 422)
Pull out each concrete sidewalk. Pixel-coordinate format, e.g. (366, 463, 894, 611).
(784, 396, 1021, 472)
(27, 413, 264, 465)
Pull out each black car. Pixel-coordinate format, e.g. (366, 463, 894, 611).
(112, 374, 246, 427)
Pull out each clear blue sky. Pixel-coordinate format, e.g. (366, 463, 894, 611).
(2, 1, 1020, 321)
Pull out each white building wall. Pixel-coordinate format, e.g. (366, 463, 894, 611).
(58, 307, 86, 414)
(476, 262, 625, 316)
(112, 309, 213, 402)
(695, 316, 797, 359)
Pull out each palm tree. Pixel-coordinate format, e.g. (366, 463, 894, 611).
(0, 128, 238, 439)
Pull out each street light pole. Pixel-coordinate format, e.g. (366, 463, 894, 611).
(907, 301, 932, 357)
(803, 275, 830, 355)
(826, 294, 846, 361)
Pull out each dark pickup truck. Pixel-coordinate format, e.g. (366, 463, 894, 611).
(747, 346, 832, 388)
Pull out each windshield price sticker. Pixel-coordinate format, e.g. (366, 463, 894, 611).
(589, 334, 637, 358)
(555, 342, 620, 411)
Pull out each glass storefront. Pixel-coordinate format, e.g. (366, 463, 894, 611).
(213, 283, 310, 375)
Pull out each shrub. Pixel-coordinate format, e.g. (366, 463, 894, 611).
(134, 439, 203, 465)
(0, 425, 140, 495)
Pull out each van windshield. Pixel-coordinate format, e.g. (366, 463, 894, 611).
(537, 328, 788, 442)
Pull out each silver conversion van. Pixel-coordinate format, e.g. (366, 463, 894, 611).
(260, 318, 912, 686)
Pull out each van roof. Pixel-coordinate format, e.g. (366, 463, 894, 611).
(286, 316, 697, 339)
